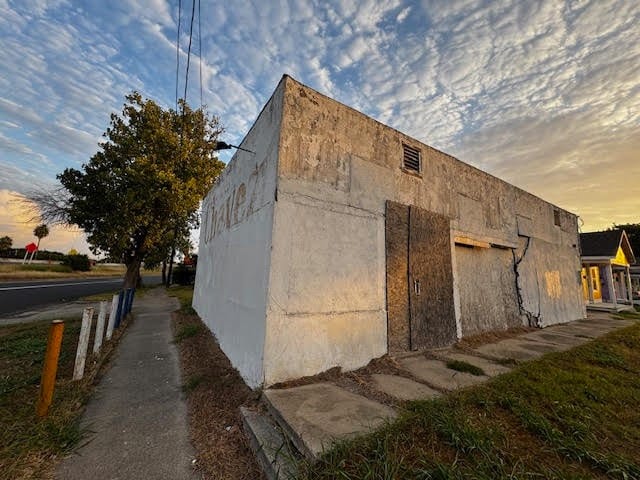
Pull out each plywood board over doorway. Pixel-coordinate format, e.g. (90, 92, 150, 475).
(385, 201, 457, 352)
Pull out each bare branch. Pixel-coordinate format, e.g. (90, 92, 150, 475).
(19, 186, 73, 226)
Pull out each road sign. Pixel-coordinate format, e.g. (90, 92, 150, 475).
(25, 242, 37, 253)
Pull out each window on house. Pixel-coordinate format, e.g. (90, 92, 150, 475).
(402, 144, 421, 173)
(553, 208, 561, 227)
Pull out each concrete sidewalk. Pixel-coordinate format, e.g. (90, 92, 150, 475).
(56, 288, 197, 480)
(253, 312, 638, 468)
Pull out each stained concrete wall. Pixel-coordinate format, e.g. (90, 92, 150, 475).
(196, 75, 586, 388)
(455, 246, 521, 336)
(265, 76, 584, 384)
(192, 79, 285, 388)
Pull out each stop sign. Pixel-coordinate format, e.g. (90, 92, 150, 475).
(25, 242, 37, 253)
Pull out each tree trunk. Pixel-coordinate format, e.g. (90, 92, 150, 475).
(161, 260, 167, 285)
(123, 258, 142, 289)
(166, 243, 176, 287)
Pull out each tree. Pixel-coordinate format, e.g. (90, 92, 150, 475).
(0, 236, 12, 255)
(31, 224, 49, 262)
(33, 92, 224, 288)
(68, 248, 79, 255)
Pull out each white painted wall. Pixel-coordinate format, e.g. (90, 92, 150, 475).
(195, 76, 586, 388)
(193, 80, 284, 388)
(263, 189, 387, 385)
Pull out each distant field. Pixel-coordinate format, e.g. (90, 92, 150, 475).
(0, 263, 126, 280)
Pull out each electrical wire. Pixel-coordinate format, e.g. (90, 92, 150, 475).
(175, 0, 182, 112)
(183, 0, 196, 106)
(198, 0, 203, 110)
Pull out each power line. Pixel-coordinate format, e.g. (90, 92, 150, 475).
(175, 0, 182, 111)
(183, 0, 196, 106)
(198, 0, 203, 110)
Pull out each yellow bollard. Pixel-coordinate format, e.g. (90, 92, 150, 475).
(36, 320, 65, 417)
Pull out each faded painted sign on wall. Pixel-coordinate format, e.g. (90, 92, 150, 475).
(201, 159, 271, 245)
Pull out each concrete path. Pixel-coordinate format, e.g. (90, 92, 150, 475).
(261, 313, 637, 461)
(56, 288, 197, 480)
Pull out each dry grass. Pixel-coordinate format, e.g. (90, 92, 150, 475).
(172, 306, 263, 479)
(0, 263, 126, 280)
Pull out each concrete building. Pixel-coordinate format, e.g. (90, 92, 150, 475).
(193, 75, 586, 388)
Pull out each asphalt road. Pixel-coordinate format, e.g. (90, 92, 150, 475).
(0, 275, 162, 317)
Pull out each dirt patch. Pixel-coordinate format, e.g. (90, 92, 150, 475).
(172, 312, 263, 480)
(270, 355, 434, 407)
(455, 326, 535, 349)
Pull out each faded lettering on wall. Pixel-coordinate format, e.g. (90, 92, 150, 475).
(202, 159, 269, 244)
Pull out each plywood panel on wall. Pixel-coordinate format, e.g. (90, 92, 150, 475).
(385, 201, 410, 352)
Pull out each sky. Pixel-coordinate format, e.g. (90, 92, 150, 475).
(0, 0, 638, 254)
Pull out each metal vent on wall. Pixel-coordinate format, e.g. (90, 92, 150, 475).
(403, 144, 421, 172)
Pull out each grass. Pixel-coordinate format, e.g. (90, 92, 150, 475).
(167, 285, 196, 314)
(0, 263, 126, 280)
(1, 320, 90, 478)
(80, 285, 152, 302)
(174, 323, 202, 343)
(445, 360, 485, 376)
(305, 321, 640, 479)
(0, 312, 131, 478)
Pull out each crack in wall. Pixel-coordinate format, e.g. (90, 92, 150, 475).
(512, 235, 542, 328)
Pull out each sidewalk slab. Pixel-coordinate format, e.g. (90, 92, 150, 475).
(263, 383, 396, 459)
(440, 352, 512, 377)
(56, 288, 196, 480)
(473, 338, 559, 362)
(371, 374, 441, 401)
(520, 331, 588, 350)
(399, 357, 487, 390)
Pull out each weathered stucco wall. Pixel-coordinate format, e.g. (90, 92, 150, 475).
(268, 76, 584, 382)
(197, 75, 586, 388)
(193, 79, 285, 388)
(263, 189, 387, 385)
(455, 246, 521, 336)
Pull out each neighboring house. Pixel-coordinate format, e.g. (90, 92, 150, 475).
(580, 230, 636, 310)
(631, 265, 640, 300)
(193, 75, 586, 388)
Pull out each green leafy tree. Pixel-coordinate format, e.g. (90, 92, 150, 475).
(34, 92, 224, 287)
(0, 236, 12, 255)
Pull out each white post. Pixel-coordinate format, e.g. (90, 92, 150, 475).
(93, 301, 108, 354)
(73, 307, 94, 381)
(627, 267, 634, 307)
(606, 263, 617, 308)
(106, 293, 119, 340)
(22, 250, 28, 264)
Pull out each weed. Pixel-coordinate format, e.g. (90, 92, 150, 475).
(182, 375, 204, 392)
(446, 360, 485, 376)
(174, 323, 202, 343)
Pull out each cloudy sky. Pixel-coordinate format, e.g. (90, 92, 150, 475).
(0, 0, 638, 253)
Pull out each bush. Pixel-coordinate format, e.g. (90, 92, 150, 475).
(172, 264, 196, 285)
(62, 254, 91, 271)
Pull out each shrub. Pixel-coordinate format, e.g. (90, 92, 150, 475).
(172, 264, 196, 285)
(62, 254, 91, 271)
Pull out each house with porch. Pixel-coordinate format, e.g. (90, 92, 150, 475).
(580, 230, 635, 311)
